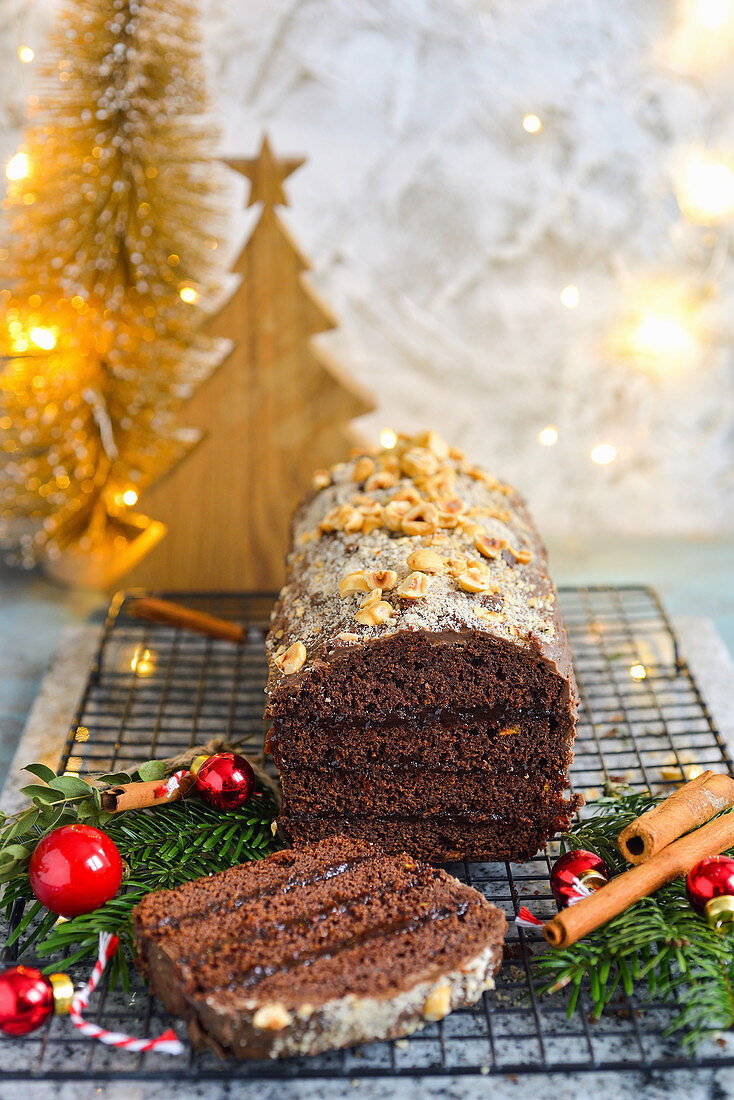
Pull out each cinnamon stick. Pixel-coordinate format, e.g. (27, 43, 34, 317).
(544, 811, 734, 949)
(101, 773, 196, 813)
(128, 597, 246, 644)
(618, 771, 734, 864)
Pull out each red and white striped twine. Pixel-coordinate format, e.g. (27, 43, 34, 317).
(153, 769, 190, 800)
(514, 905, 545, 930)
(69, 932, 184, 1055)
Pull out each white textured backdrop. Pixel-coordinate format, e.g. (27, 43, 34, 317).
(2, 0, 734, 536)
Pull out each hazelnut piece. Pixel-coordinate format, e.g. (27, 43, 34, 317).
(397, 571, 432, 600)
(273, 641, 306, 675)
(423, 983, 451, 1021)
(407, 547, 444, 573)
(339, 572, 371, 597)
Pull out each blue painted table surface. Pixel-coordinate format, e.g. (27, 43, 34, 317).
(0, 535, 732, 797)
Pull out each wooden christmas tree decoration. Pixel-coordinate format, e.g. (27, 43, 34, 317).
(130, 135, 374, 591)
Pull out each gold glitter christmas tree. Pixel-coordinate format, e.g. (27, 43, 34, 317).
(0, 0, 230, 586)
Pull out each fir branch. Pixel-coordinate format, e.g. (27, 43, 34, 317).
(2, 792, 278, 988)
(535, 792, 734, 1048)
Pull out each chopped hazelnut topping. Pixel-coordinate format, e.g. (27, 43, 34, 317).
(364, 569, 398, 590)
(459, 520, 485, 540)
(457, 560, 494, 593)
(477, 607, 506, 624)
(336, 632, 361, 644)
(252, 1003, 293, 1031)
(401, 447, 439, 479)
(446, 555, 468, 578)
(378, 454, 401, 476)
(507, 544, 534, 564)
(352, 456, 376, 482)
(457, 571, 491, 593)
(358, 587, 383, 609)
(312, 469, 331, 490)
(273, 641, 306, 675)
(362, 514, 384, 535)
(318, 507, 340, 533)
(474, 532, 507, 558)
(355, 599, 393, 626)
(337, 503, 364, 533)
(391, 485, 423, 505)
(423, 469, 457, 501)
(339, 572, 371, 597)
(423, 983, 451, 1021)
(414, 430, 450, 459)
(402, 501, 439, 536)
(357, 499, 383, 518)
(436, 510, 460, 529)
(384, 499, 412, 531)
(407, 547, 445, 573)
(397, 571, 433, 600)
(365, 470, 398, 492)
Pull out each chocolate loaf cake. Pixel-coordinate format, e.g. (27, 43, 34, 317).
(133, 836, 506, 1059)
(266, 431, 579, 862)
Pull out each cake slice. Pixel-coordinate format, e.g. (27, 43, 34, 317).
(133, 836, 506, 1059)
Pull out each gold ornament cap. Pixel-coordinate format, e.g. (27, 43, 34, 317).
(705, 895, 734, 931)
(577, 869, 607, 892)
(189, 754, 210, 777)
(49, 972, 75, 1015)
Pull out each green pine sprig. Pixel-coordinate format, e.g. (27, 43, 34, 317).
(1, 763, 278, 987)
(534, 792, 734, 1048)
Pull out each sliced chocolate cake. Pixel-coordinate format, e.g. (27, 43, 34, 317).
(265, 431, 579, 862)
(133, 836, 506, 1059)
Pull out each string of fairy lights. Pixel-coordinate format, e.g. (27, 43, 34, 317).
(4, 0, 734, 477)
(2, 3, 208, 522)
(519, 0, 734, 468)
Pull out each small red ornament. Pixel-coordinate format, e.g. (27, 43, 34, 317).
(192, 752, 255, 811)
(29, 825, 123, 917)
(686, 855, 734, 930)
(550, 849, 610, 908)
(0, 966, 73, 1036)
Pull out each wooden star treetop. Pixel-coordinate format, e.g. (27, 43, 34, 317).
(228, 135, 305, 207)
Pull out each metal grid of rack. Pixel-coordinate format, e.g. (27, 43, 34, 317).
(2, 585, 733, 1081)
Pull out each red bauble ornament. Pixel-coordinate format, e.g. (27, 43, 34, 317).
(0, 966, 73, 1036)
(686, 855, 734, 930)
(29, 825, 123, 917)
(193, 752, 255, 811)
(550, 849, 610, 908)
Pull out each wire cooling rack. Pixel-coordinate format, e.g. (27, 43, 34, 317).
(2, 585, 734, 1082)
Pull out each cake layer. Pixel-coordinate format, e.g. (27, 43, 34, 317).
(278, 809, 575, 863)
(134, 836, 506, 1059)
(278, 762, 570, 816)
(267, 630, 575, 732)
(269, 713, 568, 772)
